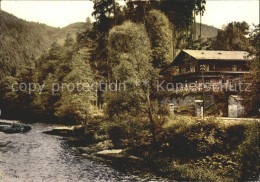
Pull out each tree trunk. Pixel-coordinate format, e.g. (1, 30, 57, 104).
(146, 87, 156, 143)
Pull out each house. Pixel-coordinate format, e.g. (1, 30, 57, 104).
(164, 50, 250, 117)
(170, 50, 250, 92)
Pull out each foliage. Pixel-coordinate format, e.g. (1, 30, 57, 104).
(55, 54, 96, 124)
(90, 0, 125, 78)
(0, 23, 97, 123)
(240, 24, 260, 116)
(0, 76, 19, 113)
(240, 57, 260, 117)
(108, 21, 152, 77)
(103, 115, 151, 147)
(0, 10, 87, 79)
(145, 10, 173, 69)
(194, 154, 241, 181)
(211, 21, 251, 51)
(107, 21, 170, 142)
(125, 0, 160, 23)
(0, 64, 36, 119)
(160, 0, 206, 48)
(160, 117, 226, 157)
(124, 0, 207, 50)
(166, 161, 228, 181)
(206, 92, 229, 116)
(92, 0, 116, 32)
(235, 121, 260, 181)
(1, 3, 259, 181)
(126, 116, 258, 181)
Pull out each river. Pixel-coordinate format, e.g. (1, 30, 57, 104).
(0, 120, 146, 182)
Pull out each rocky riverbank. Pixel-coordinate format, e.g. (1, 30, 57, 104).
(43, 126, 168, 181)
(43, 116, 260, 181)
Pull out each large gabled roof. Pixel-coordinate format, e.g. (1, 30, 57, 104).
(182, 50, 249, 60)
(171, 49, 250, 66)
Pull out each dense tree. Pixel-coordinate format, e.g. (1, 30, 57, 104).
(64, 33, 74, 47)
(145, 10, 173, 70)
(124, 0, 160, 23)
(0, 11, 87, 79)
(107, 21, 169, 143)
(91, 0, 121, 79)
(160, 0, 206, 48)
(55, 53, 96, 124)
(0, 76, 19, 118)
(20, 33, 97, 123)
(92, 0, 115, 32)
(0, 59, 38, 119)
(249, 24, 260, 56)
(240, 25, 260, 116)
(211, 21, 250, 51)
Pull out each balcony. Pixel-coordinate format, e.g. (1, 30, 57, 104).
(168, 83, 240, 94)
(173, 70, 249, 82)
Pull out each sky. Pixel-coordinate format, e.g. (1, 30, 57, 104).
(0, 0, 259, 29)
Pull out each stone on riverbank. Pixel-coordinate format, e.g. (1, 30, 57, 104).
(97, 149, 123, 155)
(43, 125, 84, 136)
(96, 149, 143, 161)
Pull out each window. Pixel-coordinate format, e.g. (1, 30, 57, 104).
(181, 67, 186, 74)
(232, 65, 237, 71)
(190, 65, 195, 72)
(210, 64, 216, 70)
(205, 64, 209, 71)
(201, 64, 209, 71)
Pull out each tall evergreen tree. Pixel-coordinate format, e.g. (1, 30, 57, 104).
(91, 0, 121, 79)
(160, 0, 206, 48)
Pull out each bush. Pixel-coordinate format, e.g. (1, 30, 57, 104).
(160, 116, 226, 157)
(160, 116, 250, 158)
(106, 122, 126, 148)
(224, 124, 246, 151)
(195, 154, 241, 180)
(235, 120, 260, 181)
(167, 161, 227, 181)
(104, 115, 258, 181)
(157, 117, 259, 181)
(103, 115, 151, 148)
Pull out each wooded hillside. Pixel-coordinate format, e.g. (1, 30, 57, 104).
(0, 10, 88, 78)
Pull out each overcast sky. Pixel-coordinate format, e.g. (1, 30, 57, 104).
(1, 0, 259, 29)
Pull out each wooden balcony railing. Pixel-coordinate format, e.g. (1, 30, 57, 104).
(173, 71, 249, 81)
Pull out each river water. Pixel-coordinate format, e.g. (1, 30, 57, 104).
(0, 120, 144, 182)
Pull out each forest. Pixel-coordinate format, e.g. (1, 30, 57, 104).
(0, 0, 259, 181)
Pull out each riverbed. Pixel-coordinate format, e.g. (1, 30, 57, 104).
(0, 120, 145, 182)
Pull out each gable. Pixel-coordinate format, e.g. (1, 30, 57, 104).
(171, 50, 196, 66)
